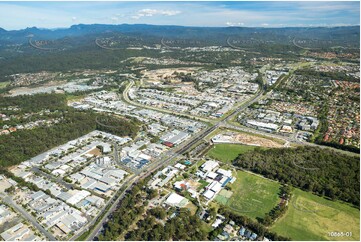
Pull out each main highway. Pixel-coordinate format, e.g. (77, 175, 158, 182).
(83, 77, 268, 240)
(83, 74, 358, 240)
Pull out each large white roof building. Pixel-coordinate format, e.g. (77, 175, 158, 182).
(165, 193, 189, 207)
(201, 160, 219, 172)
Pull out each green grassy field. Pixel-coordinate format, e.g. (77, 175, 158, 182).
(270, 189, 360, 241)
(215, 195, 228, 205)
(224, 170, 280, 220)
(66, 93, 86, 101)
(215, 190, 233, 205)
(0, 81, 10, 89)
(207, 144, 258, 163)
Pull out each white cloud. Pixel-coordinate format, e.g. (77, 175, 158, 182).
(0, 1, 358, 30)
(295, 2, 359, 13)
(226, 22, 244, 27)
(132, 8, 181, 19)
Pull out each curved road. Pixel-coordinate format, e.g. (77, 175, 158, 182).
(83, 79, 265, 240)
(83, 73, 357, 240)
(123, 80, 214, 123)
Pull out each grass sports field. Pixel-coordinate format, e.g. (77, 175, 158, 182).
(0, 81, 9, 89)
(215, 190, 233, 205)
(270, 189, 360, 241)
(222, 170, 280, 220)
(207, 144, 258, 163)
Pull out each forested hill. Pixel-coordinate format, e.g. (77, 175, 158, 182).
(0, 24, 359, 80)
(233, 146, 360, 207)
(0, 24, 359, 44)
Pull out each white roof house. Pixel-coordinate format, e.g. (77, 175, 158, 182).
(52, 169, 66, 176)
(98, 142, 112, 153)
(174, 181, 189, 191)
(0, 223, 31, 241)
(207, 180, 222, 193)
(149, 178, 162, 189)
(247, 120, 279, 131)
(30, 191, 47, 201)
(220, 177, 228, 185)
(174, 163, 186, 170)
(106, 170, 128, 180)
(209, 182, 222, 193)
(67, 190, 91, 205)
(0, 206, 11, 224)
(17, 171, 32, 179)
(207, 171, 218, 179)
(188, 189, 197, 198)
(201, 160, 219, 172)
(85, 195, 105, 208)
(203, 190, 215, 200)
(139, 153, 152, 161)
(165, 193, 188, 207)
(216, 168, 233, 178)
(70, 173, 85, 182)
(195, 170, 206, 179)
(212, 218, 223, 228)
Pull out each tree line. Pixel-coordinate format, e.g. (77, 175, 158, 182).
(259, 184, 292, 226)
(0, 168, 40, 192)
(233, 146, 360, 207)
(124, 208, 208, 241)
(0, 93, 67, 115)
(95, 114, 141, 139)
(294, 68, 359, 83)
(0, 94, 140, 168)
(0, 110, 96, 167)
(0, 110, 140, 168)
(96, 179, 151, 241)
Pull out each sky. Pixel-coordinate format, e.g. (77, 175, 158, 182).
(0, 1, 359, 30)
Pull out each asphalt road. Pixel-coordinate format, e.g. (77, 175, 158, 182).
(79, 75, 357, 241)
(74, 174, 138, 241)
(83, 77, 267, 241)
(123, 80, 212, 123)
(3, 70, 355, 242)
(31, 167, 75, 190)
(0, 193, 57, 241)
(84, 121, 220, 240)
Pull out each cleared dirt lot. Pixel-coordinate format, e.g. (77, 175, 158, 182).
(141, 67, 200, 83)
(233, 133, 284, 148)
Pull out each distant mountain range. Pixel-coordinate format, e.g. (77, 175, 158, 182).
(0, 24, 359, 45)
(0, 24, 359, 80)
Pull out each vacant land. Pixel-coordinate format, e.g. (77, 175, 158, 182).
(270, 189, 360, 241)
(185, 202, 198, 216)
(142, 67, 198, 83)
(233, 133, 284, 148)
(207, 144, 259, 163)
(223, 170, 280, 220)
